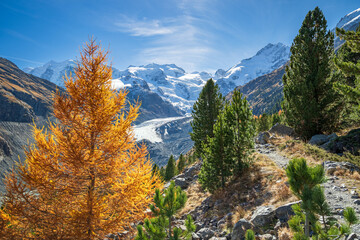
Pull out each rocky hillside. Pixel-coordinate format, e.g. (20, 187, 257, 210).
(139, 125, 360, 240)
(0, 58, 60, 192)
(226, 64, 286, 116)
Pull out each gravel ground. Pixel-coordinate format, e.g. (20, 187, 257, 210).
(255, 142, 360, 234)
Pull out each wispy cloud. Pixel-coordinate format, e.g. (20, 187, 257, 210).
(113, 1, 218, 72)
(4, 29, 40, 46)
(115, 17, 176, 37)
(0, 55, 44, 65)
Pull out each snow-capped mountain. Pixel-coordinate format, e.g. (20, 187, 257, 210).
(112, 63, 209, 113)
(333, 8, 360, 49)
(25, 59, 76, 87)
(215, 43, 290, 94)
(25, 62, 210, 113)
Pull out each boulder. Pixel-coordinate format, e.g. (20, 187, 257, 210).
(329, 128, 360, 156)
(209, 238, 227, 240)
(256, 132, 271, 144)
(309, 133, 337, 146)
(346, 233, 358, 240)
(275, 201, 301, 222)
(174, 177, 189, 189)
(183, 163, 201, 179)
(269, 123, 294, 137)
(196, 228, 215, 239)
(231, 219, 253, 240)
(250, 206, 275, 228)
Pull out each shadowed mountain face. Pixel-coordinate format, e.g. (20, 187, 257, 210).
(0, 57, 59, 122)
(0, 58, 59, 192)
(226, 64, 286, 116)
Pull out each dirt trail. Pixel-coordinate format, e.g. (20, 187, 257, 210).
(255, 142, 360, 234)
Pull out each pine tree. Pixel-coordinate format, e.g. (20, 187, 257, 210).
(160, 167, 166, 180)
(282, 7, 342, 140)
(286, 158, 326, 237)
(190, 79, 224, 157)
(334, 25, 360, 110)
(165, 155, 176, 181)
(199, 112, 233, 192)
(0, 40, 161, 239)
(135, 181, 195, 240)
(245, 229, 255, 240)
(152, 164, 160, 176)
(224, 90, 255, 174)
(177, 154, 186, 173)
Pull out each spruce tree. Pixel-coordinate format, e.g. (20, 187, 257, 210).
(177, 154, 186, 173)
(160, 167, 165, 180)
(165, 155, 176, 181)
(282, 7, 341, 140)
(199, 112, 233, 192)
(190, 79, 224, 157)
(334, 25, 360, 110)
(152, 164, 160, 176)
(224, 90, 255, 174)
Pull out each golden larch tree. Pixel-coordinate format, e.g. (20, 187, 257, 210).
(0, 40, 161, 239)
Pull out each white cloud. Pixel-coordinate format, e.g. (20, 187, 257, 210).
(113, 1, 219, 72)
(115, 17, 176, 37)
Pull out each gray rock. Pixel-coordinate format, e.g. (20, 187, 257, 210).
(275, 201, 301, 222)
(192, 232, 201, 240)
(269, 123, 295, 137)
(209, 238, 227, 240)
(309, 134, 335, 146)
(197, 228, 215, 239)
(250, 206, 275, 228)
(323, 161, 360, 174)
(174, 177, 189, 189)
(231, 219, 253, 240)
(354, 199, 360, 205)
(259, 234, 275, 240)
(347, 233, 358, 240)
(256, 132, 271, 144)
(183, 163, 201, 179)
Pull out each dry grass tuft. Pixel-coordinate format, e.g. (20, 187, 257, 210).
(333, 167, 351, 177)
(353, 171, 360, 180)
(177, 181, 210, 217)
(277, 227, 293, 240)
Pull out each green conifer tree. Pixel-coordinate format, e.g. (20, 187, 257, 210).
(190, 79, 224, 157)
(334, 25, 360, 110)
(177, 154, 186, 173)
(245, 229, 255, 240)
(199, 112, 233, 192)
(160, 167, 165, 180)
(286, 158, 326, 237)
(282, 7, 342, 140)
(152, 164, 160, 176)
(165, 155, 176, 181)
(224, 90, 256, 174)
(135, 181, 195, 240)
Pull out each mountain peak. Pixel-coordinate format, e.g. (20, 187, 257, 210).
(334, 8, 360, 49)
(255, 42, 288, 57)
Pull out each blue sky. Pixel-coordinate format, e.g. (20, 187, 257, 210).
(0, 0, 359, 73)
